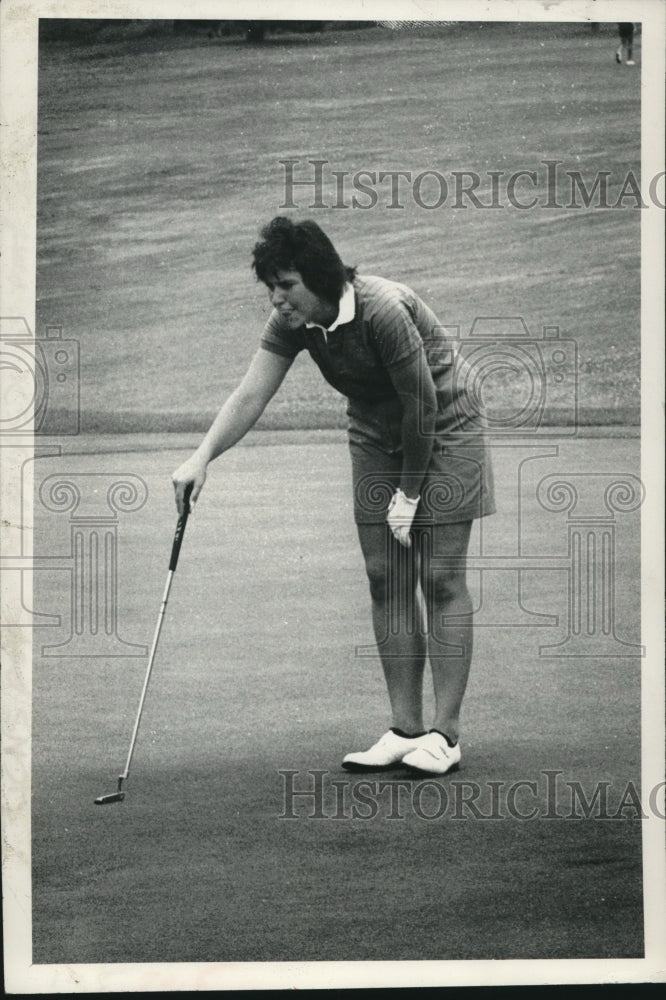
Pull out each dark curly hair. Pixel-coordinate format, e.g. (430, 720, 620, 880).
(251, 217, 356, 305)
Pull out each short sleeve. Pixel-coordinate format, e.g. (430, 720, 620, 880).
(260, 309, 306, 359)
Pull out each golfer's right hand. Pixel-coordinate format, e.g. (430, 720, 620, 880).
(172, 458, 207, 515)
(387, 488, 420, 548)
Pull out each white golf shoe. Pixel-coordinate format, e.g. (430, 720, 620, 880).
(401, 731, 461, 775)
(342, 729, 426, 772)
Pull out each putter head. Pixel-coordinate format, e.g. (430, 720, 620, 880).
(94, 791, 125, 805)
(94, 777, 125, 805)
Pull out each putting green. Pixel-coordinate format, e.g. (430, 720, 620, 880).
(31, 433, 642, 962)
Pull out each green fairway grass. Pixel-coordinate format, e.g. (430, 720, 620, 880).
(36, 21, 641, 432)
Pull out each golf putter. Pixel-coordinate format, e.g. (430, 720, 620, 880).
(95, 483, 194, 805)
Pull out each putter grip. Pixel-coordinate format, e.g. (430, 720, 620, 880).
(169, 483, 194, 571)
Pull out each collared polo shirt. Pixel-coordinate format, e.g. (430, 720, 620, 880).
(260, 274, 456, 405)
(305, 282, 356, 342)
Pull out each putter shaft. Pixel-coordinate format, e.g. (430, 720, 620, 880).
(94, 575, 174, 805)
(94, 486, 192, 806)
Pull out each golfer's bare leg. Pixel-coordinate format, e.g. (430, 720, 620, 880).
(356, 522, 426, 734)
(418, 520, 473, 743)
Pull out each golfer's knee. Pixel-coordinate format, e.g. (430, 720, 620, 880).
(364, 556, 390, 604)
(427, 570, 469, 608)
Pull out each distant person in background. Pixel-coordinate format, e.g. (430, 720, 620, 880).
(615, 23, 635, 65)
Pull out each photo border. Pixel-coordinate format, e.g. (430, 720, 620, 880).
(1, 0, 664, 991)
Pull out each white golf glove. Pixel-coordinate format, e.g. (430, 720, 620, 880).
(387, 488, 420, 548)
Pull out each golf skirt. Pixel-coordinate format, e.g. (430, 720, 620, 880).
(348, 394, 496, 526)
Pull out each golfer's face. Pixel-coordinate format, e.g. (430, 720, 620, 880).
(267, 270, 328, 328)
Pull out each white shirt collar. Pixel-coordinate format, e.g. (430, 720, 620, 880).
(305, 282, 355, 335)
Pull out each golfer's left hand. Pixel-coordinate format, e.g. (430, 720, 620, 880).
(387, 489, 420, 548)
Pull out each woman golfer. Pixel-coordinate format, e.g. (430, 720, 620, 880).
(172, 217, 495, 776)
